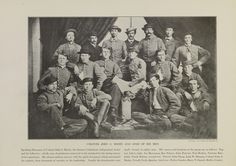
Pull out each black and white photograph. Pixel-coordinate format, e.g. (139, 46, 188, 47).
(28, 17, 217, 139)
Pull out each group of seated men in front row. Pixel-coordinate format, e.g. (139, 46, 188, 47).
(36, 23, 213, 138)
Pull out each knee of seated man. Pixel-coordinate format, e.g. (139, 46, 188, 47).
(79, 119, 88, 126)
(50, 105, 61, 113)
(169, 114, 186, 123)
(100, 99, 110, 106)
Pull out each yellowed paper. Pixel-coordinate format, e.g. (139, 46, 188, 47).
(0, 0, 236, 166)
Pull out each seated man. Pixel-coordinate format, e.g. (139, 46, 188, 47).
(133, 74, 182, 130)
(74, 48, 107, 91)
(96, 47, 123, 126)
(111, 46, 148, 97)
(74, 78, 111, 138)
(36, 75, 88, 138)
(150, 50, 182, 92)
(128, 46, 146, 82)
(179, 79, 212, 138)
(37, 53, 77, 105)
(180, 61, 208, 93)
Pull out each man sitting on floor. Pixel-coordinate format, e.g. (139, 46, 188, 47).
(36, 75, 88, 138)
(179, 79, 212, 138)
(133, 73, 182, 130)
(74, 77, 111, 138)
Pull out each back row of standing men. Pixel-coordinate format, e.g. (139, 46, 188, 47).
(36, 23, 212, 138)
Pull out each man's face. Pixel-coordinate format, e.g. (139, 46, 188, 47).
(149, 76, 159, 88)
(183, 64, 193, 75)
(127, 31, 135, 40)
(145, 28, 154, 37)
(83, 81, 93, 92)
(47, 81, 57, 92)
(110, 29, 118, 38)
(165, 28, 174, 37)
(89, 35, 98, 45)
(65, 32, 75, 42)
(189, 80, 199, 93)
(184, 34, 192, 45)
(80, 53, 90, 63)
(156, 51, 166, 62)
(57, 54, 68, 66)
(129, 51, 137, 59)
(102, 48, 111, 59)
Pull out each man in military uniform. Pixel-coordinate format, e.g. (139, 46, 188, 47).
(172, 32, 211, 74)
(138, 24, 166, 80)
(82, 31, 102, 62)
(53, 28, 81, 70)
(163, 25, 181, 61)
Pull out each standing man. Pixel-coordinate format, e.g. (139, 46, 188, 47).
(138, 24, 166, 80)
(163, 25, 181, 61)
(172, 32, 211, 74)
(102, 25, 128, 80)
(125, 27, 139, 53)
(53, 28, 81, 70)
(82, 31, 102, 62)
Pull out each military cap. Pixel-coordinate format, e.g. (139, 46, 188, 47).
(44, 75, 58, 85)
(88, 31, 98, 37)
(110, 25, 121, 32)
(64, 28, 77, 35)
(125, 27, 137, 34)
(79, 47, 91, 55)
(82, 77, 94, 84)
(142, 24, 154, 31)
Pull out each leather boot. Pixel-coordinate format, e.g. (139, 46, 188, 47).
(93, 121, 100, 138)
(110, 108, 119, 126)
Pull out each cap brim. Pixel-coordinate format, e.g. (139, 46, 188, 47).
(110, 28, 121, 32)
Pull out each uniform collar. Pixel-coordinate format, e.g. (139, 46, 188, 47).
(90, 42, 97, 47)
(185, 43, 192, 47)
(165, 36, 173, 41)
(81, 60, 91, 65)
(67, 41, 75, 45)
(57, 65, 66, 69)
(145, 34, 155, 40)
(110, 37, 118, 42)
(128, 39, 135, 43)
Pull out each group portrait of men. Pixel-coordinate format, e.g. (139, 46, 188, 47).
(34, 21, 216, 139)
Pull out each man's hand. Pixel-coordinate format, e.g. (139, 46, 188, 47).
(203, 102, 210, 111)
(65, 93, 73, 103)
(51, 103, 61, 109)
(178, 66, 183, 73)
(193, 90, 201, 99)
(193, 61, 203, 72)
(91, 98, 97, 109)
(79, 105, 89, 116)
(184, 91, 193, 101)
(151, 61, 156, 66)
(74, 65, 80, 75)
